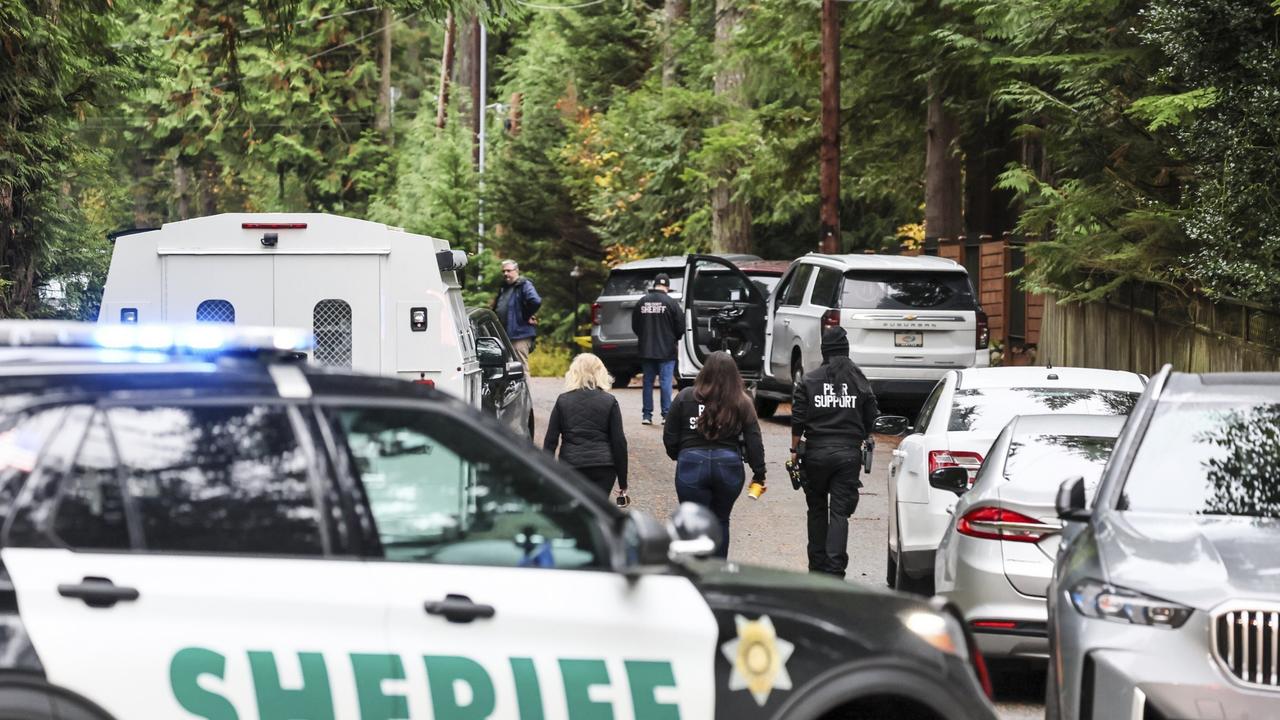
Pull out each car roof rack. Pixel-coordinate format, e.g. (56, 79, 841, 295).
(0, 321, 313, 361)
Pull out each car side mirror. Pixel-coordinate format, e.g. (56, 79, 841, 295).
(667, 502, 723, 560)
(623, 511, 671, 568)
(929, 466, 969, 495)
(504, 361, 525, 378)
(476, 337, 505, 367)
(873, 415, 911, 436)
(1056, 476, 1090, 522)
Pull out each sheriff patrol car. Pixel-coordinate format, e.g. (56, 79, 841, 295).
(0, 321, 996, 720)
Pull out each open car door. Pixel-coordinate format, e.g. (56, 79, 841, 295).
(682, 255, 768, 378)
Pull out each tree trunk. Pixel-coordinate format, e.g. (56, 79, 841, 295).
(174, 162, 191, 220)
(711, 0, 751, 254)
(436, 13, 456, 129)
(819, 0, 840, 253)
(924, 81, 962, 244)
(199, 157, 219, 216)
(453, 16, 481, 164)
(661, 0, 688, 88)
(375, 7, 393, 138)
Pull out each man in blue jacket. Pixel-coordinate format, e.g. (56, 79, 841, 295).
(495, 259, 542, 369)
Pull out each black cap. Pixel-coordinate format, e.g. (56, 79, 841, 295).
(653, 273, 671, 289)
(821, 326, 850, 361)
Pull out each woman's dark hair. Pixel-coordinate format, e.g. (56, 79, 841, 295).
(693, 351, 756, 441)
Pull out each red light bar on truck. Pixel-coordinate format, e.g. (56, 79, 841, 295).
(242, 223, 308, 230)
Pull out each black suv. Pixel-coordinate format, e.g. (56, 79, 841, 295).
(0, 322, 996, 720)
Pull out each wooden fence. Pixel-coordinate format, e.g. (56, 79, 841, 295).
(1040, 284, 1280, 374)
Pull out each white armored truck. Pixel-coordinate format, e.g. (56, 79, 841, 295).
(98, 213, 481, 405)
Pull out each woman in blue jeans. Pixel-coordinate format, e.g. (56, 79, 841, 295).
(662, 351, 766, 557)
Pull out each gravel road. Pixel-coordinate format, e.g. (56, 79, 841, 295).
(529, 376, 1044, 719)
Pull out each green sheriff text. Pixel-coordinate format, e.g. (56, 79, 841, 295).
(170, 648, 683, 720)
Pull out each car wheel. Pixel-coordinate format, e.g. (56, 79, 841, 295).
(892, 526, 933, 596)
(754, 398, 779, 418)
(791, 361, 804, 393)
(610, 372, 634, 389)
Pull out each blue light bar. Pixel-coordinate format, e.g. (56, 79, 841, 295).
(0, 321, 313, 357)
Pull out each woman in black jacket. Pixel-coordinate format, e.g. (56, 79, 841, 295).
(543, 353, 629, 502)
(662, 351, 765, 557)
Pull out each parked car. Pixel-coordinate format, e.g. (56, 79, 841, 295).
(0, 321, 999, 720)
(1047, 367, 1280, 720)
(934, 413, 1126, 663)
(754, 253, 989, 412)
(592, 254, 758, 388)
(468, 307, 534, 439)
(885, 366, 1146, 595)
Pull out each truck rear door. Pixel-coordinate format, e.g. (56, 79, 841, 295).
(839, 270, 979, 370)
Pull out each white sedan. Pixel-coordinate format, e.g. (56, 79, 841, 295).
(884, 366, 1145, 594)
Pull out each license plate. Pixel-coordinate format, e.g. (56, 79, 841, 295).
(894, 331, 923, 348)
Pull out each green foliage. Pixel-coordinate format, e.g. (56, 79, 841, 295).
(0, 0, 138, 317)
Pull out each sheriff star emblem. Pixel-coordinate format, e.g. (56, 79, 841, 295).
(720, 614, 795, 706)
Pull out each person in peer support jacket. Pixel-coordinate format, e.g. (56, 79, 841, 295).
(663, 351, 766, 558)
(543, 353, 629, 503)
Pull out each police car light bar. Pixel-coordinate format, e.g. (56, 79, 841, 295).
(0, 321, 313, 357)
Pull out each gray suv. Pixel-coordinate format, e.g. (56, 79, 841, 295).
(1047, 366, 1280, 719)
(591, 254, 757, 387)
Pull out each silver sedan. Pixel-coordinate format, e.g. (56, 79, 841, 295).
(935, 413, 1125, 662)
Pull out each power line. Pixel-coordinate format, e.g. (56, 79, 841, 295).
(515, 0, 609, 9)
(304, 9, 419, 62)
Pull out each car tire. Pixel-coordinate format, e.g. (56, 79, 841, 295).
(611, 372, 634, 389)
(892, 524, 933, 596)
(791, 361, 804, 394)
(754, 398, 779, 418)
(527, 409, 536, 440)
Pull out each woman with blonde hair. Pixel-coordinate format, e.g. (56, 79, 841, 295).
(543, 353, 629, 503)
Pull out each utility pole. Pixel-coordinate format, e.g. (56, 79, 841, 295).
(435, 13, 456, 129)
(819, 0, 840, 254)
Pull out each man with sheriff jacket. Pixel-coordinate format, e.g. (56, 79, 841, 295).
(631, 273, 684, 425)
(790, 326, 880, 578)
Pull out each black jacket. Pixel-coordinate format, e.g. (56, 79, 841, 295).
(663, 387, 766, 481)
(543, 388, 628, 489)
(630, 290, 684, 361)
(791, 357, 880, 448)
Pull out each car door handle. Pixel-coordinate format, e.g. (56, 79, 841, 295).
(782, 318, 790, 325)
(424, 594, 496, 624)
(57, 577, 139, 609)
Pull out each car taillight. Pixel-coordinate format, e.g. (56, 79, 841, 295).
(975, 308, 989, 349)
(957, 506, 1052, 543)
(927, 450, 983, 479)
(414, 379, 436, 388)
(591, 302, 601, 326)
(821, 308, 840, 330)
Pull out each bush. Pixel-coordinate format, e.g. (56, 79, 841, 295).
(527, 343, 574, 378)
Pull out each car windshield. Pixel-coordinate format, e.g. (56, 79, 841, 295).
(948, 388, 1139, 434)
(1119, 399, 1280, 518)
(601, 270, 685, 296)
(1004, 434, 1117, 490)
(841, 271, 976, 310)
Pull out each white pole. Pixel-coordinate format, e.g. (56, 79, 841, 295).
(477, 21, 488, 260)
